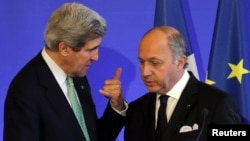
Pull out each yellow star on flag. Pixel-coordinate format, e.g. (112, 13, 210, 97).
(227, 59, 250, 83)
(205, 71, 215, 85)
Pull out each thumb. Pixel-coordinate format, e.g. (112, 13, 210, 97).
(113, 67, 122, 80)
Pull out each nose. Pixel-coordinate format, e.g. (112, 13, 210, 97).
(91, 49, 99, 61)
(141, 64, 152, 77)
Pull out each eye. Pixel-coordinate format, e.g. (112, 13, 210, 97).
(150, 60, 161, 65)
(149, 60, 163, 67)
(138, 59, 144, 64)
(87, 46, 98, 53)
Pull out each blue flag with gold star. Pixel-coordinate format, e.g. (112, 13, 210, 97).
(154, 0, 204, 80)
(206, 0, 250, 122)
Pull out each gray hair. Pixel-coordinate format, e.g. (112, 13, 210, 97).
(154, 26, 188, 68)
(44, 2, 106, 52)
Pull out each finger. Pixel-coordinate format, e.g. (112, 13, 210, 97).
(113, 67, 122, 80)
(99, 89, 119, 97)
(99, 89, 108, 95)
(99, 89, 110, 99)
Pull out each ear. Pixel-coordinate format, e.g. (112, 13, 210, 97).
(177, 55, 187, 70)
(58, 42, 68, 56)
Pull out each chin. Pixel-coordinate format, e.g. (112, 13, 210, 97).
(147, 88, 158, 93)
(148, 87, 165, 94)
(76, 71, 87, 77)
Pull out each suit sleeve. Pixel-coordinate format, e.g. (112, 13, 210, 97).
(97, 103, 126, 141)
(4, 85, 40, 141)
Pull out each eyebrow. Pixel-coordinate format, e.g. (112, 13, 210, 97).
(138, 56, 160, 60)
(88, 45, 99, 51)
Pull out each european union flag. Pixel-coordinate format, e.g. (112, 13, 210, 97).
(154, 0, 204, 80)
(206, 0, 250, 123)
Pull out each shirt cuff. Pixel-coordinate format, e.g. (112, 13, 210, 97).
(112, 101, 128, 116)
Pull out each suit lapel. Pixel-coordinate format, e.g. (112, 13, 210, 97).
(137, 93, 158, 141)
(164, 73, 199, 140)
(73, 77, 97, 141)
(35, 53, 85, 139)
(148, 93, 158, 141)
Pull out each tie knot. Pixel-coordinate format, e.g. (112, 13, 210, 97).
(67, 77, 74, 86)
(159, 95, 169, 106)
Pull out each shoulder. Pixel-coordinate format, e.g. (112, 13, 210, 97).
(196, 82, 238, 112)
(186, 71, 231, 102)
(188, 72, 236, 108)
(7, 52, 53, 97)
(198, 81, 230, 99)
(128, 92, 156, 111)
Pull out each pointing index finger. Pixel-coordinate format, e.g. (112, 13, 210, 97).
(113, 67, 122, 80)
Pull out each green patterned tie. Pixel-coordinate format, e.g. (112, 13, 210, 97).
(67, 77, 90, 141)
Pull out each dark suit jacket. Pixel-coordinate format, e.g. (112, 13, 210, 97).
(4, 51, 125, 141)
(124, 72, 242, 141)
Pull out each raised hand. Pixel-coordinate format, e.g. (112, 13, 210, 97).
(99, 67, 124, 111)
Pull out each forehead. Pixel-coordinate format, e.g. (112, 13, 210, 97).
(138, 29, 171, 57)
(82, 37, 102, 50)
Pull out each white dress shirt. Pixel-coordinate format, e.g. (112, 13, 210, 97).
(155, 70, 190, 128)
(41, 48, 127, 115)
(41, 48, 71, 103)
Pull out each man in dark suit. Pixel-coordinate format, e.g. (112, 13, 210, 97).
(101, 26, 242, 141)
(4, 2, 126, 141)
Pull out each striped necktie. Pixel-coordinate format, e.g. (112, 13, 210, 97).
(67, 77, 90, 141)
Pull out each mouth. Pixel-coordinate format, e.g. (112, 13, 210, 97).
(145, 81, 155, 87)
(85, 63, 91, 68)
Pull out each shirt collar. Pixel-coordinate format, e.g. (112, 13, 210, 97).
(167, 69, 190, 99)
(157, 69, 190, 100)
(41, 48, 67, 86)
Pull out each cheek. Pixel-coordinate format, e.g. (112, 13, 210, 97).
(77, 60, 88, 70)
(69, 57, 84, 70)
(155, 66, 172, 81)
(156, 71, 168, 84)
(76, 53, 88, 63)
